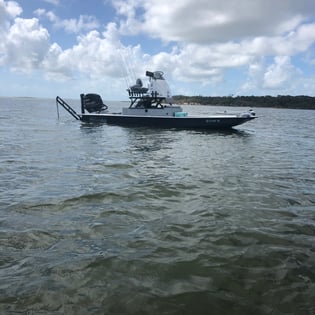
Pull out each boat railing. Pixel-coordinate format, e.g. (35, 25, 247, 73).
(127, 89, 148, 98)
(56, 96, 81, 120)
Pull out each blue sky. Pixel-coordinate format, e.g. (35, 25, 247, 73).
(1, 0, 315, 100)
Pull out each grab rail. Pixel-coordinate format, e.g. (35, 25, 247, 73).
(56, 96, 81, 120)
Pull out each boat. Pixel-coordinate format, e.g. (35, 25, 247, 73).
(56, 70, 256, 129)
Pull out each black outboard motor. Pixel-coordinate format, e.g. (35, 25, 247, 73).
(80, 93, 108, 113)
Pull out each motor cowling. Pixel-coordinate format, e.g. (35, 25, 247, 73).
(81, 93, 108, 113)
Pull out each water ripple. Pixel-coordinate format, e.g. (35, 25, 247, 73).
(1, 100, 315, 314)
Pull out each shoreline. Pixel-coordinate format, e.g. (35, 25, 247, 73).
(173, 95, 315, 110)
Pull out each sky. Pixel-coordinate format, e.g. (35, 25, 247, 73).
(1, 0, 315, 100)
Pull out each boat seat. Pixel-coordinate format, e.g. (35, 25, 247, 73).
(129, 86, 149, 94)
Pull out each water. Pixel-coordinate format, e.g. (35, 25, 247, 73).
(1, 97, 315, 315)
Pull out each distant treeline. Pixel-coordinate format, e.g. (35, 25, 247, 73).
(172, 95, 315, 110)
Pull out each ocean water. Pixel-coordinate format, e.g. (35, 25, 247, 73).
(0, 97, 315, 315)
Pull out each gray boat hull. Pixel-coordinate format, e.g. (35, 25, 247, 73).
(80, 113, 255, 129)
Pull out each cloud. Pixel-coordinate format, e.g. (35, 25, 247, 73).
(1, 1, 133, 82)
(42, 23, 143, 82)
(0, 2, 50, 73)
(43, 0, 60, 5)
(41, 43, 73, 81)
(56, 15, 100, 34)
(240, 56, 303, 95)
(137, 18, 315, 86)
(113, 0, 315, 43)
(1, 0, 315, 97)
(0, 0, 22, 20)
(263, 56, 300, 89)
(34, 8, 100, 33)
(106, 0, 315, 95)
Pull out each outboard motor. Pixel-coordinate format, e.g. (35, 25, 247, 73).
(80, 93, 108, 113)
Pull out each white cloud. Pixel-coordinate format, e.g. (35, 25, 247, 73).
(56, 15, 100, 34)
(41, 43, 73, 81)
(240, 56, 303, 95)
(0, 17, 50, 72)
(42, 0, 60, 5)
(113, 0, 315, 43)
(1, 2, 137, 83)
(105, 0, 315, 96)
(112, 0, 143, 35)
(0, 0, 22, 21)
(42, 23, 143, 82)
(35, 8, 100, 34)
(1, 0, 315, 97)
(263, 56, 299, 89)
(34, 8, 57, 23)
